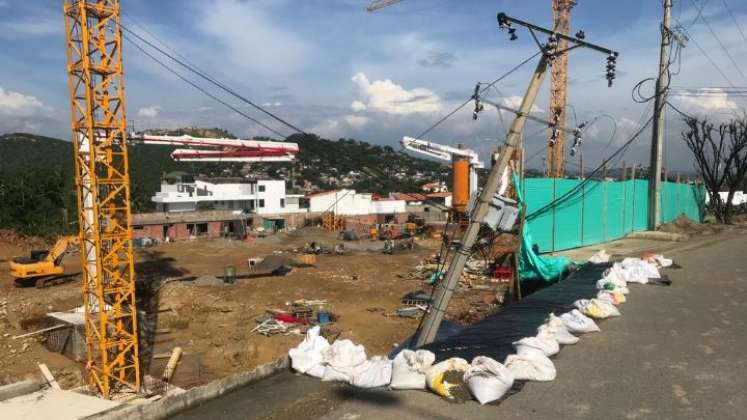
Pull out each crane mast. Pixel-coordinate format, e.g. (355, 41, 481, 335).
(546, 0, 575, 178)
(63, 0, 140, 398)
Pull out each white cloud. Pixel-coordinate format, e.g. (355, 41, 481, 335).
(196, 0, 309, 75)
(671, 89, 738, 112)
(137, 105, 162, 119)
(262, 102, 283, 107)
(351, 100, 367, 112)
(0, 17, 59, 39)
(500, 96, 544, 114)
(351, 72, 442, 115)
(344, 114, 368, 129)
(0, 87, 48, 115)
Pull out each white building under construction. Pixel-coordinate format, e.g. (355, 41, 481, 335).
(152, 178, 304, 215)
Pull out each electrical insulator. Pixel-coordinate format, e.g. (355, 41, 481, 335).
(472, 84, 484, 120)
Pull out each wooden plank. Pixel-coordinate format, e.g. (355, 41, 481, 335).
(13, 324, 69, 340)
(38, 363, 61, 390)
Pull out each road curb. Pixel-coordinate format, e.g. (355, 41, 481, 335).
(85, 356, 290, 420)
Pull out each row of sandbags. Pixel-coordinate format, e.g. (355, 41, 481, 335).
(288, 252, 671, 405)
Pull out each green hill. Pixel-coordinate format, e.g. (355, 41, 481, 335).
(0, 131, 445, 236)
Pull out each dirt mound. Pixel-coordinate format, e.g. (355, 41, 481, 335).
(658, 215, 710, 235)
(0, 229, 47, 249)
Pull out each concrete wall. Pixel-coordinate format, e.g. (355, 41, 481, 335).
(86, 357, 290, 420)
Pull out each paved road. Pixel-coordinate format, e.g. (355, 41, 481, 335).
(172, 229, 747, 420)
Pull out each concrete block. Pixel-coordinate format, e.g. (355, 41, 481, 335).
(626, 231, 690, 242)
(0, 379, 42, 402)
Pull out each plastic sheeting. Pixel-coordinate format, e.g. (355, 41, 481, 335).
(421, 262, 609, 363)
(513, 172, 573, 282)
(521, 177, 705, 253)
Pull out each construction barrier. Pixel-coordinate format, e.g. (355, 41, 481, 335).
(522, 178, 706, 253)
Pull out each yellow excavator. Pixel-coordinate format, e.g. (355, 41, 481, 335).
(8, 235, 80, 287)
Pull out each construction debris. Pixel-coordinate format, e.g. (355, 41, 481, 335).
(38, 363, 61, 390)
(162, 347, 183, 383)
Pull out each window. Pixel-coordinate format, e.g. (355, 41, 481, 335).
(280, 198, 285, 208)
(258, 185, 266, 192)
(259, 199, 265, 208)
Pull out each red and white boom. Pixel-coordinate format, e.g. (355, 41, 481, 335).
(132, 133, 299, 162)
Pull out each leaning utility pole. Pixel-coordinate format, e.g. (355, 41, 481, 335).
(546, 0, 576, 178)
(415, 12, 618, 347)
(648, 0, 672, 230)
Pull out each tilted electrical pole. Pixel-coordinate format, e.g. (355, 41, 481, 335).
(415, 12, 618, 347)
(648, 0, 672, 230)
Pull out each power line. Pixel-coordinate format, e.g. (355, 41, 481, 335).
(526, 115, 655, 221)
(119, 22, 307, 135)
(415, 50, 542, 139)
(673, 17, 737, 87)
(124, 34, 289, 138)
(719, 0, 747, 44)
(687, 0, 747, 84)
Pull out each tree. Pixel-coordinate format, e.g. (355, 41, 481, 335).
(682, 117, 747, 224)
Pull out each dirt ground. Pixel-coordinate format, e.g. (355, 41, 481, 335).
(0, 227, 505, 390)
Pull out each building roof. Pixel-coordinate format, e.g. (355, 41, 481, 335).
(132, 210, 249, 226)
(426, 192, 452, 198)
(391, 192, 427, 202)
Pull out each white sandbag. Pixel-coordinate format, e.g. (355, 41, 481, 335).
(504, 353, 556, 382)
(320, 339, 367, 382)
(596, 278, 630, 295)
(574, 299, 621, 319)
(559, 309, 600, 333)
(653, 254, 673, 268)
(513, 335, 559, 357)
(349, 356, 393, 389)
(597, 289, 626, 305)
(602, 264, 629, 287)
(321, 365, 352, 382)
(306, 363, 326, 379)
(288, 325, 330, 374)
(619, 258, 660, 284)
(538, 313, 579, 345)
(588, 249, 610, 264)
(463, 356, 514, 405)
(322, 339, 367, 368)
(390, 349, 436, 390)
(425, 357, 471, 401)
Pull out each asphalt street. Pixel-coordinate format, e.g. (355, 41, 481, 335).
(172, 228, 747, 420)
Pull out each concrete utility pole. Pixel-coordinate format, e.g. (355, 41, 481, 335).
(648, 0, 672, 230)
(414, 13, 618, 347)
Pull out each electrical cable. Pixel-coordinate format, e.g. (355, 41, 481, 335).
(415, 51, 542, 139)
(720, 0, 747, 45)
(673, 17, 737, 88)
(687, 0, 747, 84)
(123, 34, 288, 138)
(119, 22, 307, 135)
(526, 115, 655, 221)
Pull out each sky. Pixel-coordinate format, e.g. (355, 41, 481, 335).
(1, 0, 746, 172)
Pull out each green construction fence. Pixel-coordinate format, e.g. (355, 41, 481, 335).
(521, 178, 706, 253)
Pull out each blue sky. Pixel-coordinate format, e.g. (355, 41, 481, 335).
(1, 0, 746, 172)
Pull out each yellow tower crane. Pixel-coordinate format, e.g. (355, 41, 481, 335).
(546, 0, 576, 178)
(63, 0, 140, 398)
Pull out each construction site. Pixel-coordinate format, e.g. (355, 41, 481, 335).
(1, 1, 747, 419)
